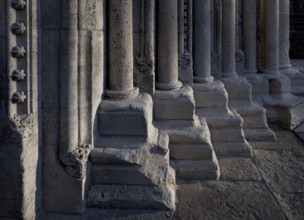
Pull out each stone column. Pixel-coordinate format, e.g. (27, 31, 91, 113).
(243, 0, 257, 74)
(156, 0, 182, 90)
(222, 0, 238, 78)
(262, 0, 279, 74)
(106, 0, 139, 99)
(279, 0, 298, 74)
(193, 0, 214, 83)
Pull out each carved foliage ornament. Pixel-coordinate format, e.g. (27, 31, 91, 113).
(5, 114, 33, 144)
(11, 0, 26, 10)
(64, 144, 92, 179)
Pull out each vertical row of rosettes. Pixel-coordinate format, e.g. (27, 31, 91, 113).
(10, 0, 27, 104)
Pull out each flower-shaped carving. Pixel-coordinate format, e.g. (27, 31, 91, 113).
(11, 91, 26, 104)
(10, 22, 26, 35)
(11, 46, 26, 58)
(11, 69, 26, 81)
(11, 0, 26, 10)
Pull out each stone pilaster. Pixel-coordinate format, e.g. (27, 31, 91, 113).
(91, 0, 175, 210)
(222, 0, 238, 78)
(154, 0, 220, 180)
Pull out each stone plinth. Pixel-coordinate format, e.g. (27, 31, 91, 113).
(94, 94, 175, 210)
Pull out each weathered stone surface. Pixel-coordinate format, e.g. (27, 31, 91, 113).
(254, 149, 304, 193)
(99, 94, 153, 137)
(174, 158, 220, 180)
(87, 184, 175, 211)
(219, 158, 262, 181)
(154, 86, 195, 120)
(193, 81, 228, 108)
(273, 192, 304, 220)
(176, 182, 285, 220)
(213, 142, 253, 158)
(250, 129, 304, 150)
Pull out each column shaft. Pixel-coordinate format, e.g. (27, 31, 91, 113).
(156, 0, 182, 90)
(279, 0, 292, 70)
(222, 0, 237, 78)
(108, 0, 138, 99)
(243, 0, 257, 73)
(193, 0, 213, 82)
(262, 0, 279, 73)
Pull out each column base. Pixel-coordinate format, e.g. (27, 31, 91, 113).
(193, 75, 214, 83)
(105, 87, 139, 100)
(98, 94, 154, 141)
(222, 71, 239, 79)
(155, 81, 182, 90)
(194, 80, 253, 158)
(262, 93, 304, 130)
(154, 86, 220, 180)
(281, 68, 304, 96)
(154, 86, 195, 123)
(221, 76, 276, 142)
(93, 94, 176, 211)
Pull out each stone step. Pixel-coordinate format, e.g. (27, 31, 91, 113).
(228, 100, 276, 141)
(196, 107, 232, 118)
(229, 100, 265, 116)
(243, 128, 276, 142)
(242, 114, 269, 128)
(172, 156, 220, 180)
(203, 113, 242, 129)
(170, 143, 213, 160)
(210, 128, 246, 142)
(87, 167, 176, 211)
(213, 141, 253, 158)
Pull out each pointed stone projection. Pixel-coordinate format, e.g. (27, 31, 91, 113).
(154, 0, 220, 180)
(89, 0, 175, 211)
(258, 0, 304, 130)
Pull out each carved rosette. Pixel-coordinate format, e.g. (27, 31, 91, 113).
(11, 46, 26, 58)
(11, 69, 26, 81)
(10, 22, 26, 35)
(11, 91, 26, 104)
(64, 144, 92, 179)
(5, 114, 33, 144)
(11, 0, 26, 10)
